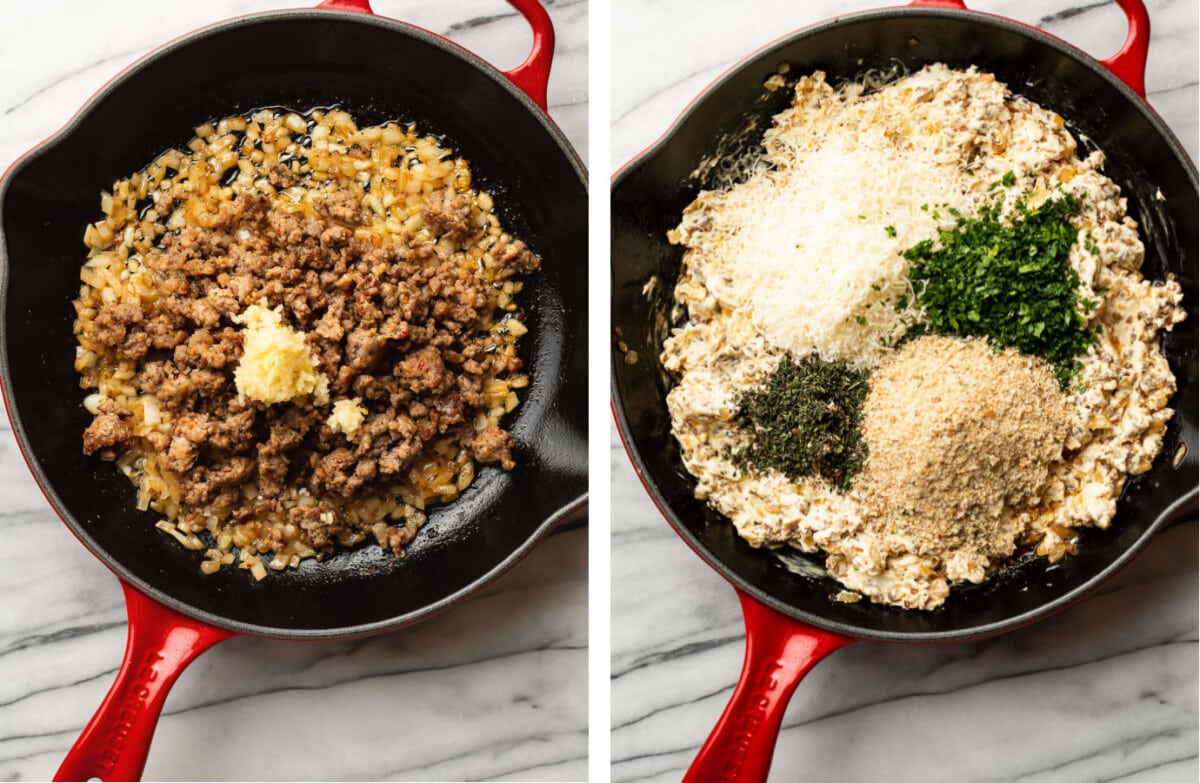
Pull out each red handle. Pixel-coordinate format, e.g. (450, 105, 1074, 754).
(316, 0, 371, 11)
(317, 0, 555, 111)
(683, 591, 854, 783)
(1099, 0, 1150, 98)
(908, 0, 1150, 98)
(499, 0, 555, 111)
(54, 582, 234, 782)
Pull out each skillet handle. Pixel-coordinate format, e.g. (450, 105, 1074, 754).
(315, 0, 372, 11)
(683, 591, 854, 783)
(908, 0, 1150, 99)
(315, 0, 555, 112)
(499, 0, 556, 112)
(53, 582, 234, 782)
(1098, 0, 1150, 99)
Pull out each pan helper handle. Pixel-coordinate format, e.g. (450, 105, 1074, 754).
(683, 591, 854, 783)
(500, 0, 556, 111)
(1099, 0, 1150, 98)
(908, 0, 1150, 98)
(53, 582, 234, 782)
(315, 0, 556, 112)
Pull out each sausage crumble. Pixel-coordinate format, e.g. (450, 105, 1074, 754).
(74, 108, 540, 579)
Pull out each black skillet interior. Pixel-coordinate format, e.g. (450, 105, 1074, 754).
(0, 11, 587, 637)
(611, 8, 1198, 642)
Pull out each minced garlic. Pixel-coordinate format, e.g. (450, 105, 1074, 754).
(328, 397, 367, 437)
(232, 303, 330, 405)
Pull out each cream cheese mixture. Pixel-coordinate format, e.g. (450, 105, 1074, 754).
(662, 65, 1185, 610)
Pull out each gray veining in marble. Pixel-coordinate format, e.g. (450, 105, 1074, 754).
(0, 2, 587, 781)
(611, 1, 1197, 781)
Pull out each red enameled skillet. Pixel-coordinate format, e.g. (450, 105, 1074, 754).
(611, 1, 1196, 780)
(0, 1, 587, 780)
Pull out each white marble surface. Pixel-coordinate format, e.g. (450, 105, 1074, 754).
(0, 1, 587, 781)
(611, 1, 1198, 782)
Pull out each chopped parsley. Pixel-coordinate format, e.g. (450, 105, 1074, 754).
(885, 225, 897, 238)
(902, 192, 1097, 387)
(733, 355, 868, 491)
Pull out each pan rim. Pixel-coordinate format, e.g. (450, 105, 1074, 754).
(1, 7, 587, 191)
(612, 5, 1197, 187)
(610, 4, 1198, 643)
(0, 6, 588, 638)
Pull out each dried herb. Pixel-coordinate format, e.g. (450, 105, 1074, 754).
(903, 190, 1098, 387)
(734, 355, 868, 490)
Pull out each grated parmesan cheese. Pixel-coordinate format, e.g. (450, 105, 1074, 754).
(232, 303, 330, 405)
(671, 66, 1029, 367)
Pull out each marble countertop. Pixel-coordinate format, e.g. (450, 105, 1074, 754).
(611, 1, 1197, 782)
(0, 1, 587, 781)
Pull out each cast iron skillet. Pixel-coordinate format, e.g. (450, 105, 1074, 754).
(611, 0, 1196, 779)
(0, 1, 586, 779)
